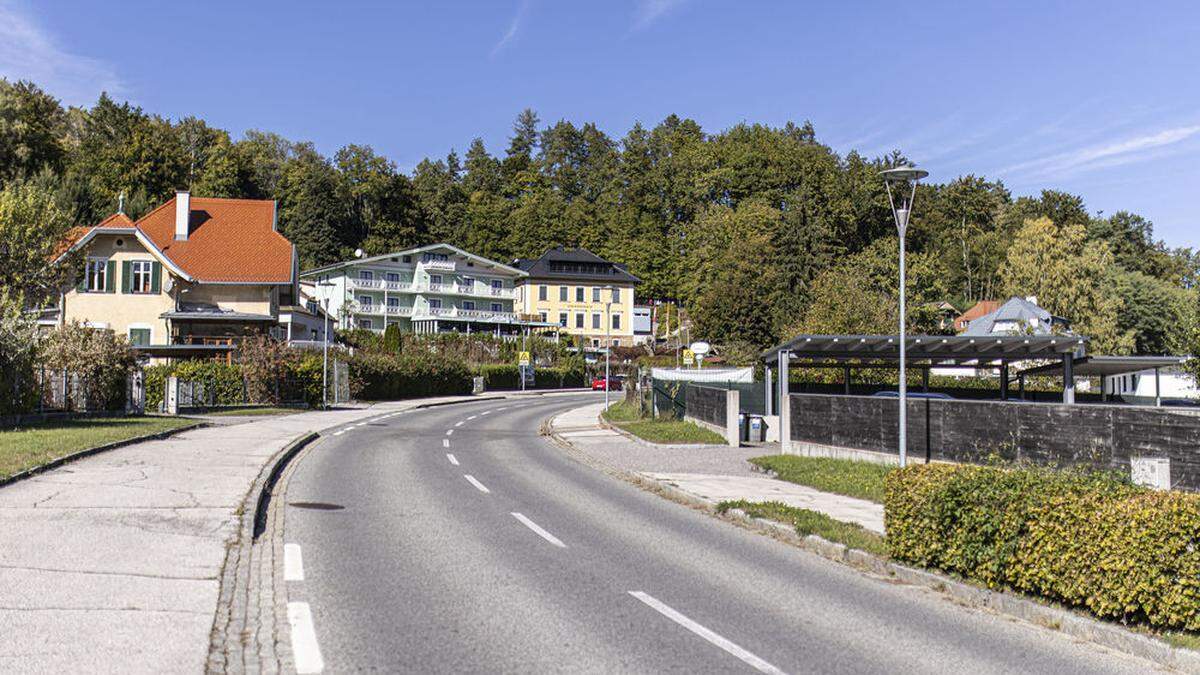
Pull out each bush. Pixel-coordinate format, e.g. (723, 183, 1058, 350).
(886, 463, 1200, 631)
(40, 321, 135, 411)
(475, 364, 586, 390)
(348, 351, 472, 400)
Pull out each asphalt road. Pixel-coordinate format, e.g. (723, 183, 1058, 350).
(282, 393, 1157, 674)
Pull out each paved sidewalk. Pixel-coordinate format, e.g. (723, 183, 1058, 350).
(551, 402, 884, 534)
(0, 394, 491, 674)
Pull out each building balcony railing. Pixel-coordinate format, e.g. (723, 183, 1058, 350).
(350, 278, 514, 299)
(384, 305, 413, 316)
(350, 278, 416, 292)
(418, 259, 456, 272)
(414, 306, 521, 323)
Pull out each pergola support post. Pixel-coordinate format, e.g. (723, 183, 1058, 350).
(921, 367, 929, 393)
(1019, 374, 1026, 401)
(843, 365, 851, 395)
(764, 366, 773, 416)
(1062, 354, 1075, 404)
(1155, 367, 1162, 407)
(1000, 361, 1009, 400)
(778, 350, 790, 455)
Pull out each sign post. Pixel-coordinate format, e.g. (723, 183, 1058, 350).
(689, 341, 710, 369)
(518, 351, 532, 392)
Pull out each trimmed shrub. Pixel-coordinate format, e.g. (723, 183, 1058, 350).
(886, 464, 1200, 631)
(348, 352, 472, 400)
(475, 364, 586, 390)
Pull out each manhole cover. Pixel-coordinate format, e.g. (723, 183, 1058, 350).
(288, 501, 345, 511)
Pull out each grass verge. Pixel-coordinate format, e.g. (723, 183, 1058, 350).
(0, 416, 195, 479)
(601, 400, 725, 445)
(717, 499, 887, 556)
(202, 406, 304, 417)
(749, 454, 891, 503)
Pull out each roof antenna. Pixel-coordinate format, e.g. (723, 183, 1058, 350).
(118, 191, 126, 214)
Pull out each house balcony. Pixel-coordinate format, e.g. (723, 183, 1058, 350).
(414, 306, 521, 323)
(383, 305, 414, 317)
(349, 278, 415, 292)
(418, 259, 456, 272)
(413, 283, 514, 300)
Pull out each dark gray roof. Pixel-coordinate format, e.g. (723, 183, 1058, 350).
(1018, 355, 1189, 378)
(512, 247, 640, 284)
(762, 334, 1087, 364)
(963, 296, 1069, 336)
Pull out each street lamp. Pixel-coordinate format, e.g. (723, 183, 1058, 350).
(602, 286, 613, 409)
(316, 280, 335, 409)
(880, 165, 928, 468)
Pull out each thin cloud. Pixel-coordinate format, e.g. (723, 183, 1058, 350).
(996, 124, 1200, 180)
(632, 0, 688, 31)
(0, 1, 123, 105)
(491, 0, 532, 58)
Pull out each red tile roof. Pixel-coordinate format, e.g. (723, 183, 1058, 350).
(954, 300, 1001, 332)
(136, 197, 294, 283)
(64, 196, 295, 284)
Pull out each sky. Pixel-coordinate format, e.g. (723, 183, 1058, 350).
(3, 0, 1198, 248)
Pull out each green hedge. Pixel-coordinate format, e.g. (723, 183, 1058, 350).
(886, 464, 1200, 631)
(145, 361, 244, 410)
(475, 364, 586, 390)
(348, 352, 473, 400)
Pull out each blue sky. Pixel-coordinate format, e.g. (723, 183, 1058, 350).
(3, 0, 1198, 247)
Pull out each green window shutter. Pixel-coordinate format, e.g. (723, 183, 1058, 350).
(122, 261, 132, 294)
(151, 262, 162, 293)
(105, 261, 116, 292)
(77, 264, 88, 292)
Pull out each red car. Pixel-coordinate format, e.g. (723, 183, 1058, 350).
(591, 376, 623, 391)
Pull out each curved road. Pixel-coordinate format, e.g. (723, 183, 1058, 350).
(282, 393, 1154, 674)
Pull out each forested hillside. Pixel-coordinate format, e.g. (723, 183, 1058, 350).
(1, 79, 1196, 355)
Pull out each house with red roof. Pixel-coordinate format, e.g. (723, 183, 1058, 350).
(52, 191, 325, 361)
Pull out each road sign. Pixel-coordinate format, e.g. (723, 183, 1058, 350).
(518, 351, 531, 366)
(682, 348, 693, 364)
(690, 341, 711, 356)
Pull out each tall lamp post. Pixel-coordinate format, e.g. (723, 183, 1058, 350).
(316, 281, 335, 409)
(603, 286, 613, 409)
(880, 165, 928, 468)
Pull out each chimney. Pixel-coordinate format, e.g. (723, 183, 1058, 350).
(174, 190, 191, 241)
(1025, 295, 1038, 306)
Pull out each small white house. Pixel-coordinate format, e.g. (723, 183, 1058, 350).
(1105, 366, 1198, 401)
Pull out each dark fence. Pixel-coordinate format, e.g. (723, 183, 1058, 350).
(789, 393, 1200, 490)
(652, 379, 687, 419)
(685, 384, 727, 428)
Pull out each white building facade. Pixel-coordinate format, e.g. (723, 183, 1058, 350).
(300, 244, 552, 337)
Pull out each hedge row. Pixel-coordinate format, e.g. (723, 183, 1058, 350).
(885, 464, 1200, 631)
(348, 352, 473, 400)
(145, 355, 324, 410)
(475, 364, 586, 390)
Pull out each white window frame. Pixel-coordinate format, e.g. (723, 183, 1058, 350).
(559, 286, 567, 301)
(358, 318, 374, 329)
(558, 312, 568, 327)
(359, 270, 374, 280)
(429, 274, 443, 286)
(130, 260, 154, 294)
(385, 272, 400, 282)
(462, 300, 476, 311)
(612, 313, 621, 330)
(592, 313, 601, 329)
(85, 258, 107, 292)
(386, 297, 400, 308)
(428, 298, 442, 309)
(491, 302, 503, 313)
(612, 288, 620, 303)
(539, 311, 547, 322)
(592, 287, 601, 302)
(358, 295, 374, 308)
(127, 324, 152, 346)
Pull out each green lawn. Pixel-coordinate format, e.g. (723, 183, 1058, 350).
(0, 416, 196, 479)
(602, 400, 726, 445)
(202, 406, 304, 417)
(717, 499, 887, 555)
(749, 454, 892, 503)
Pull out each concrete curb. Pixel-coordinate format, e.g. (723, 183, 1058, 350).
(207, 430, 318, 674)
(543, 406, 1200, 674)
(0, 421, 207, 489)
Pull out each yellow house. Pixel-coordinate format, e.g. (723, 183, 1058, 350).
(53, 192, 300, 361)
(512, 247, 638, 348)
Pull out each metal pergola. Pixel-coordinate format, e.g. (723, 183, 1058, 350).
(1017, 355, 1188, 406)
(759, 334, 1089, 415)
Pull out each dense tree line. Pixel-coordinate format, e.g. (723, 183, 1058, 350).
(1, 78, 1197, 359)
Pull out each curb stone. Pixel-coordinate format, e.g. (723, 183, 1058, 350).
(0, 421, 207, 489)
(543, 405, 1200, 674)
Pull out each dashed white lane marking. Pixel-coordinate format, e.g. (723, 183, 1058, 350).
(511, 512, 566, 548)
(454, 420, 464, 427)
(467, 415, 477, 421)
(480, 410, 491, 416)
(288, 602, 325, 674)
(445, 429, 454, 436)
(355, 422, 367, 428)
(284, 543, 304, 581)
(463, 474, 490, 493)
(447, 453, 459, 466)
(628, 592, 785, 674)
(443, 439, 450, 448)
(332, 430, 346, 436)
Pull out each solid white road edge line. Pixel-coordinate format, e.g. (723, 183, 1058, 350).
(511, 512, 567, 548)
(287, 602, 325, 674)
(443, 438, 450, 448)
(447, 453, 459, 466)
(628, 591, 786, 675)
(463, 474, 490, 493)
(284, 543, 304, 581)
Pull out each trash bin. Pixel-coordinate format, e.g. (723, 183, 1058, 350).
(748, 415, 765, 443)
(739, 413, 748, 442)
